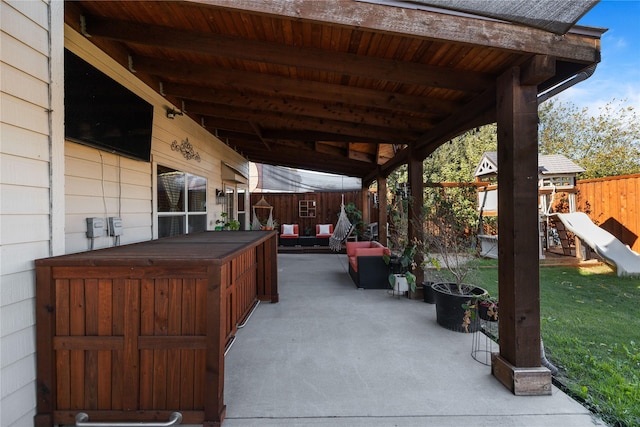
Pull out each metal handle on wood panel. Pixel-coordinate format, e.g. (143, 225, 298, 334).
(75, 412, 182, 427)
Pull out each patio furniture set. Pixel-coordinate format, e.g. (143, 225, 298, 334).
(279, 223, 334, 247)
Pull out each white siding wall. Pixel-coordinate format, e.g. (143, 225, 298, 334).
(1, 1, 56, 426)
(64, 28, 249, 251)
(0, 3, 249, 425)
(64, 142, 154, 253)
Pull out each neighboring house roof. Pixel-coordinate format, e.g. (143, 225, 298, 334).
(474, 151, 585, 177)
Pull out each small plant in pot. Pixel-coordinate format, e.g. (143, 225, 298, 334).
(461, 293, 498, 334)
(216, 212, 241, 231)
(383, 243, 417, 296)
(476, 294, 498, 322)
(420, 254, 443, 304)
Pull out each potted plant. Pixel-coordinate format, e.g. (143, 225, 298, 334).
(260, 218, 278, 231)
(460, 293, 498, 335)
(420, 254, 443, 304)
(425, 186, 488, 332)
(476, 294, 498, 322)
(383, 243, 417, 295)
(216, 212, 241, 230)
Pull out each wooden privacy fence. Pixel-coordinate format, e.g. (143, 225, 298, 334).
(250, 191, 379, 234)
(35, 231, 278, 427)
(575, 174, 640, 253)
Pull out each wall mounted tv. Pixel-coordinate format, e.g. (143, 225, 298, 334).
(64, 49, 154, 162)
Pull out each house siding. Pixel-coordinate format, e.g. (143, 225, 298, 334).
(1, 0, 53, 425)
(0, 2, 249, 425)
(64, 27, 249, 250)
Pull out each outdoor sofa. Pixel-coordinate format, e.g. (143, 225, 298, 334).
(346, 241, 391, 289)
(315, 223, 334, 246)
(279, 224, 299, 246)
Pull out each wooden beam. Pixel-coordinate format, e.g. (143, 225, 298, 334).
(363, 147, 409, 183)
(377, 176, 388, 247)
(494, 66, 549, 393)
(249, 121, 271, 151)
(361, 183, 371, 227)
(187, 101, 419, 142)
(225, 138, 374, 177)
(136, 58, 458, 117)
(196, 0, 601, 63)
(414, 86, 497, 158)
(84, 14, 492, 93)
(162, 83, 428, 131)
(407, 148, 424, 298)
(520, 55, 556, 86)
(260, 130, 388, 145)
(202, 117, 255, 135)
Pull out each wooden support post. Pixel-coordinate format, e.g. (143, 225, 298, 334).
(377, 175, 388, 247)
(494, 66, 550, 395)
(361, 182, 371, 228)
(408, 149, 424, 298)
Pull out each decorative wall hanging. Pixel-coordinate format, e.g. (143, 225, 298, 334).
(171, 138, 201, 162)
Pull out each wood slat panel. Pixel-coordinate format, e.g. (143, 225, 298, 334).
(97, 279, 113, 410)
(139, 279, 155, 410)
(84, 279, 99, 410)
(111, 280, 125, 411)
(576, 174, 640, 253)
(55, 280, 71, 410)
(122, 279, 140, 411)
(69, 279, 85, 410)
(249, 190, 376, 234)
(193, 278, 207, 409)
(180, 279, 197, 409)
(37, 232, 278, 425)
(166, 279, 183, 410)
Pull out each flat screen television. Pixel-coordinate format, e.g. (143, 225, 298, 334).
(64, 49, 154, 162)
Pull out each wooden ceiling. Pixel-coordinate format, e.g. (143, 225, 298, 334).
(64, 0, 602, 182)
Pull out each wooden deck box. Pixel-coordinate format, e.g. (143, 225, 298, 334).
(34, 231, 278, 427)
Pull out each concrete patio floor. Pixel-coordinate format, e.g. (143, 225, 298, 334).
(223, 253, 604, 426)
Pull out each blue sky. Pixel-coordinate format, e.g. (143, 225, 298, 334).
(554, 0, 640, 112)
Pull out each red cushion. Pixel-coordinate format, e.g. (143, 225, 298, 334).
(346, 241, 374, 257)
(354, 247, 385, 257)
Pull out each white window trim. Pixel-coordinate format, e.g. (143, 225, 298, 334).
(153, 161, 208, 239)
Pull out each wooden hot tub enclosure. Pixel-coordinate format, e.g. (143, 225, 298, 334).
(34, 231, 278, 427)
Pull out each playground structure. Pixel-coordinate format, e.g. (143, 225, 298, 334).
(552, 213, 640, 277)
(475, 154, 639, 275)
(474, 152, 586, 260)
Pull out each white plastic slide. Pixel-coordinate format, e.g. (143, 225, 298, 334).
(554, 212, 640, 277)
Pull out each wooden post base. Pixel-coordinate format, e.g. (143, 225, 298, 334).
(491, 353, 552, 395)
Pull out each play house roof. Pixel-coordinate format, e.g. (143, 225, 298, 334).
(474, 151, 585, 178)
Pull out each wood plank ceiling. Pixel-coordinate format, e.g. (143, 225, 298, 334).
(63, 0, 602, 182)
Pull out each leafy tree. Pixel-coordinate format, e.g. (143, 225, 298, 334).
(424, 124, 497, 183)
(421, 125, 498, 233)
(538, 99, 640, 179)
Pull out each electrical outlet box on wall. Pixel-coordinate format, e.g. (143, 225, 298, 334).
(108, 217, 123, 236)
(86, 217, 104, 238)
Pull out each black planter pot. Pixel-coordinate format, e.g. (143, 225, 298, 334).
(431, 283, 487, 333)
(422, 281, 436, 304)
(478, 300, 499, 322)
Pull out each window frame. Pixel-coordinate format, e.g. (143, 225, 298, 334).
(155, 163, 208, 238)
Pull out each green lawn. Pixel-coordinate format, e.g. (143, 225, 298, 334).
(473, 260, 640, 427)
